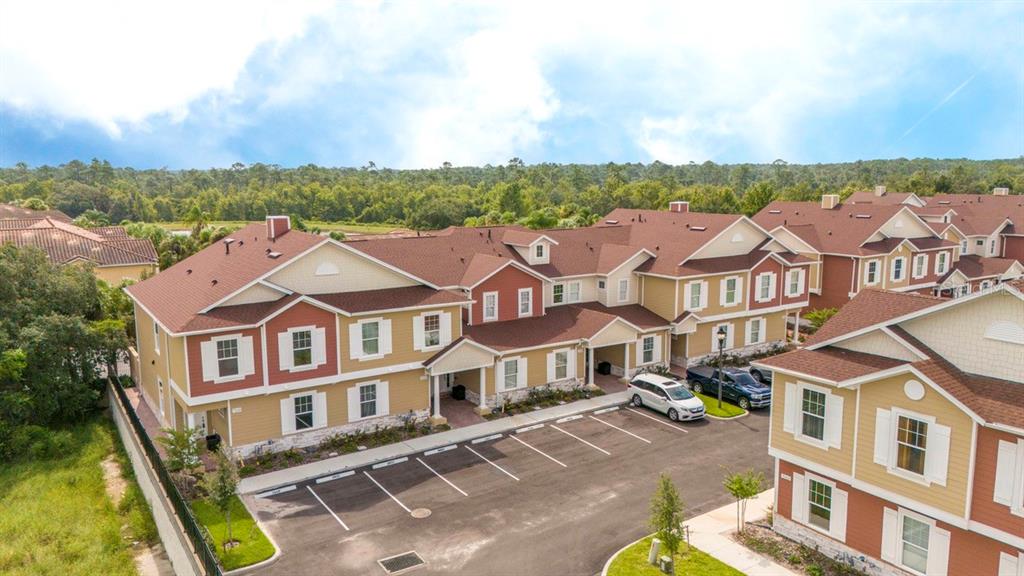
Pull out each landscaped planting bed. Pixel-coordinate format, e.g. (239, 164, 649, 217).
(193, 495, 275, 571)
(735, 522, 865, 576)
(695, 392, 748, 418)
(483, 386, 605, 420)
(606, 536, 743, 576)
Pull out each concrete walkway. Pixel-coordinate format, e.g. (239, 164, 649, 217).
(238, 389, 629, 494)
(687, 489, 798, 576)
(603, 489, 797, 576)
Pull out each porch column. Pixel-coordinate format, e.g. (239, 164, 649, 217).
(474, 365, 491, 416)
(792, 310, 801, 343)
(622, 342, 631, 381)
(429, 374, 447, 425)
(587, 347, 595, 386)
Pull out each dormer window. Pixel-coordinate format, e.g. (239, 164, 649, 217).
(535, 244, 545, 258)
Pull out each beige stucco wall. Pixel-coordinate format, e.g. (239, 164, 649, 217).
(134, 303, 177, 427)
(854, 372, 973, 517)
(95, 264, 157, 284)
(689, 219, 768, 259)
(769, 374, 858, 476)
(599, 253, 648, 307)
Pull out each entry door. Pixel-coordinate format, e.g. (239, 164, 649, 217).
(442, 373, 455, 392)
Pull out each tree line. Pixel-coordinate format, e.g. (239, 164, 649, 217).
(1, 158, 1021, 233)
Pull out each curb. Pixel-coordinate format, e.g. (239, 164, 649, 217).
(601, 532, 655, 576)
(221, 511, 282, 575)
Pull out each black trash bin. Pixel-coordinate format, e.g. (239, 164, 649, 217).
(452, 384, 466, 401)
(597, 361, 612, 375)
(206, 433, 222, 452)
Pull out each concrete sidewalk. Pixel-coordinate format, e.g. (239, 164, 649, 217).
(238, 389, 629, 494)
(602, 489, 797, 576)
(687, 489, 798, 576)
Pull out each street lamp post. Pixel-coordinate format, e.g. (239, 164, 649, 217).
(716, 326, 727, 410)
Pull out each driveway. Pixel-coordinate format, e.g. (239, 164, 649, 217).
(244, 404, 773, 576)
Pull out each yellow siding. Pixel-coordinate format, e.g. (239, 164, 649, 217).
(854, 373, 973, 517)
(134, 303, 173, 427)
(641, 275, 676, 321)
(339, 305, 464, 371)
(886, 244, 913, 290)
(769, 375, 857, 476)
(677, 272, 747, 318)
(688, 311, 785, 357)
(94, 264, 157, 284)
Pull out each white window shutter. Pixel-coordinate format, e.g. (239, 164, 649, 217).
(280, 397, 295, 435)
(495, 360, 505, 390)
(684, 282, 693, 309)
(798, 269, 806, 294)
(439, 312, 452, 346)
(874, 408, 893, 467)
(568, 351, 576, 379)
(278, 332, 292, 371)
(546, 352, 555, 382)
(769, 272, 777, 298)
(826, 393, 844, 449)
(927, 526, 951, 576)
(238, 336, 255, 377)
(200, 340, 217, 381)
(378, 381, 390, 416)
(314, 391, 327, 428)
(791, 472, 806, 523)
(880, 508, 899, 563)
(348, 323, 361, 359)
(636, 339, 644, 365)
(700, 281, 708, 308)
(312, 327, 326, 367)
(653, 335, 662, 363)
(744, 320, 752, 345)
(998, 552, 1020, 576)
(994, 440, 1018, 505)
(413, 315, 425, 351)
(735, 277, 744, 303)
(719, 279, 727, 305)
(925, 423, 951, 486)
(380, 319, 393, 355)
(783, 382, 797, 433)
(517, 357, 527, 388)
(347, 385, 360, 422)
(830, 488, 848, 542)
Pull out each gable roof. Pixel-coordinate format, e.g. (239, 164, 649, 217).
(0, 216, 157, 268)
(752, 347, 908, 383)
(918, 194, 1024, 236)
(753, 201, 920, 255)
(308, 286, 468, 315)
(847, 190, 922, 206)
(945, 254, 1023, 281)
(0, 203, 72, 222)
(803, 288, 944, 346)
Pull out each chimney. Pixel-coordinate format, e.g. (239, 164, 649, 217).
(669, 201, 689, 213)
(993, 187, 1010, 196)
(874, 185, 887, 197)
(266, 215, 291, 240)
(821, 194, 840, 210)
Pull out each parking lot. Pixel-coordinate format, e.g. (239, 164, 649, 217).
(244, 404, 772, 575)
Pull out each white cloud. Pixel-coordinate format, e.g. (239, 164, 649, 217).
(0, 0, 329, 136)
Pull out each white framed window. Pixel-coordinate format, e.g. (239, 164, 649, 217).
(552, 283, 564, 304)
(217, 338, 239, 377)
(896, 414, 928, 476)
(567, 281, 581, 303)
(807, 477, 833, 532)
(617, 278, 629, 302)
(959, 239, 968, 254)
(935, 252, 949, 275)
(345, 380, 388, 422)
(791, 472, 847, 542)
(993, 438, 1024, 516)
(294, 394, 314, 430)
(518, 287, 533, 317)
(865, 260, 880, 285)
(990, 238, 997, 255)
(881, 508, 950, 576)
(502, 358, 521, 390)
(359, 383, 377, 418)
(685, 280, 707, 311)
(535, 244, 545, 258)
(756, 272, 775, 302)
(980, 280, 992, 291)
(642, 336, 655, 364)
(899, 513, 930, 574)
(873, 407, 950, 486)
(912, 254, 928, 279)
(891, 257, 906, 282)
(745, 317, 764, 345)
(423, 313, 441, 347)
(483, 291, 498, 321)
(598, 279, 606, 290)
(784, 381, 843, 450)
(801, 387, 827, 441)
(153, 322, 160, 354)
(554, 350, 568, 379)
(976, 239, 985, 247)
(721, 275, 742, 306)
(349, 318, 391, 360)
(785, 269, 805, 297)
(291, 329, 312, 368)
(361, 321, 380, 356)
(157, 378, 164, 418)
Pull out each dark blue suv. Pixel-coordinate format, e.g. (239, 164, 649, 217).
(685, 366, 772, 410)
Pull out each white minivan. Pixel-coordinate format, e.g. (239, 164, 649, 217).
(627, 373, 706, 422)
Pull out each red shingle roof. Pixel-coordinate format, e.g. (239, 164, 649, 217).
(754, 347, 907, 382)
(308, 286, 468, 314)
(804, 289, 943, 346)
(945, 254, 1021, 280)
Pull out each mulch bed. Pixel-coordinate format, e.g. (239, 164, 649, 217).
(734, 522, 866, 576)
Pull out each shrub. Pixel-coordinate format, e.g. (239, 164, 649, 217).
(805, 308, 839, 331)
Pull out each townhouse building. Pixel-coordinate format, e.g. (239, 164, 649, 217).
(752, 282, 1024, 576)
(753, 191, 1023, 310)
(124, 206, 812, 456)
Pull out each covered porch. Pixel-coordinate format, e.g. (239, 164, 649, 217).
(424, 338, 499, 428)
(582, 317, 672, 390)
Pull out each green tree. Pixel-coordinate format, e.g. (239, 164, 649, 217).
(156, 427, 203, 473)
(205, 448, 240, 547)
(19, 197, 50, 210)
(805, 307, 839, 331)
(740, 182, 776, 216)
(723, 469, 764, 533)
(649, 474, 685, 557)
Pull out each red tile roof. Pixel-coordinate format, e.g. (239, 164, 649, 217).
(0, 203, 72, 222)
(754, 347, 907, 382)
(0, 216, 157, 268)
(126, 223, 324, 332)
(804, 289, 943, 346)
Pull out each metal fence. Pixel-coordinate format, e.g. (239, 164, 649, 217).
(109, 379, 223, 576)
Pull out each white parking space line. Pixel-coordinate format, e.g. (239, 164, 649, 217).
(465, 446, 520, 482)
(550, 424, 612, 456)
(589, 415, 652, 444)
(508, 434, 568, 468)
(416, 457, 469, 497)
(625, 407, 690, 433)
(306, 486, 350, 531)
(363, 471, 412, 514)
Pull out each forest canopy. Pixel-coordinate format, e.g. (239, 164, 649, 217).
(1, 157, 1021, 231)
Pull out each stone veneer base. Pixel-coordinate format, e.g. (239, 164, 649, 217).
(773, 515, 907, 576)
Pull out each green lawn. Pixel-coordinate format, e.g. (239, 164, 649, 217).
(0, 419, 147, 576)
(192, 495, 275, 571)
(695, 393, 748, 418)
(607, 536, 744, 576)
(156, 220, 400, 234)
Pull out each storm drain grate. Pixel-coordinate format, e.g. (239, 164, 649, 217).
(378, 551, 425, 574)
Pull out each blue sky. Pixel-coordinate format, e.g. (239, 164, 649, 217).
(1, 1, 1022, 169)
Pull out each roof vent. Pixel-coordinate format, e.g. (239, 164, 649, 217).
(768, 209, 782, 214)
(267, 251, 282, 259)
(211, 279, 218, 286)
(223, 238, 235, 254)
(855, 214, 871, 219)
(186, 269, 192, 275)
(691, 226, 706, 232)
(605, 220, 619, 225)
(938, 200, 951, 205)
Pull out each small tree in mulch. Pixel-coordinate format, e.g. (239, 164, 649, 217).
(205, 448, 240, 549)
(650, 474, 685, 557)
(157, 426, 203, 472)
(723, 469, 764, 534)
